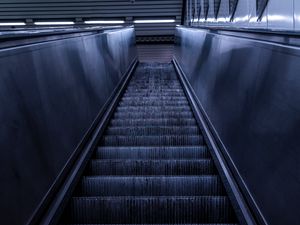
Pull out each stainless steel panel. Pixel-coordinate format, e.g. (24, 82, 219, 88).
(0, 27, 136, 225)
(175, 26, 300, 225)
(267, 0, 294, 30)
(295, 0, 300, 31)
(231, 0, 249, 26)
(248, 0, 268, 29)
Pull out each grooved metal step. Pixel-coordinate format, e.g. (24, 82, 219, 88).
(105, 126, 200, 136)
(65, 196, 236, 224)
(95, 146, 210, 159)
(126, 89, 184, 92)
(119, 101, 189, 106)
(110, 118, 197, 126)
(88, 159, 216, 175)
(121, 96, 187, 101)
(126, 88, 183, 91)
(116, 106, 192, 112)
(123, 93, 186, 97)
(66, 224, 237, 225)
(126, 87, 182, 89)
(76, 176, 226, 196)
(113, 111, 194, 119)
(101, 135, 204, 146)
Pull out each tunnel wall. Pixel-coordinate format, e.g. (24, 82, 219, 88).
(174, 26, 300, 225)
(0, 27, 136, 225)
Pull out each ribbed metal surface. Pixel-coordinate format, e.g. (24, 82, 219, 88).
(60, 63, 238, 224)
(88, 159, 216, 175)
(119, 100, 189, 106)
(67, 196, 236, 224)
(77, 176, 226, 196)
(110, 118, 196, 126)
(101, 135, 204, 146)
(117, 106, 190, 112)
(0, 0, 182, 19)
(105, 126, 200, 135)
(96, 146, 210, 159)
(67, 224, 237, 225)
(113, 110, 194, 118)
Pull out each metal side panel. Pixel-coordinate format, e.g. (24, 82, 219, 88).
(0, 27, 137, 225)
(174, 26, 300, 225)
(173, 59, 256, 225)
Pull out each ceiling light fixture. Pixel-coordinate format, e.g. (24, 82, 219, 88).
(34, 21, 74, 25)
(0, 22, 25, 26)
(134, 19, 176, 24)
(84, 20, 125, 24)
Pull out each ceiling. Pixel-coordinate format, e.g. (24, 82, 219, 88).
(0, 0, 184, 37)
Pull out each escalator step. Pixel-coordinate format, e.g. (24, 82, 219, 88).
(127, 82, 181, 84)
(88, 159, 216, 175)
(117, 105, 190, 109)
(113, 111, 194, 119)
(119, 101, 189, 106)
(124, 89, 184, 92)
(126, 88, 182, 90)
(126, 87, 183, 90)
(125, 90, 184, 93)
(121, 96, 187, 101)
(105, 126, 200, 136)
(66, 224, 238, 225)
(76, 176, 226, 196)
(95, 146, 210, 159)
(125, 89, 183, 92)
(123, 93, 186, 97)
(101, 135, 204, 146)
(127, 85, 182, 87)
(116, 106, 192, 112)
(65, 196, 236, 224)
(109, 118, 197, 126)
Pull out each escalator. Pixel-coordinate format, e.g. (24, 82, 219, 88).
(60, 62, 238, 225)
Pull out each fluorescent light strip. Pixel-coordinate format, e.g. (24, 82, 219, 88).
(134, 19, 175, 24)
(84, 20, 125, 24)
(34, 21, 74, 25)
(0, 22, 25, 26)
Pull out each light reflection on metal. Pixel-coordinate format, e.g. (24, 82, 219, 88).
(268, 15, 292, 22)
(233, 15, 249, 23)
